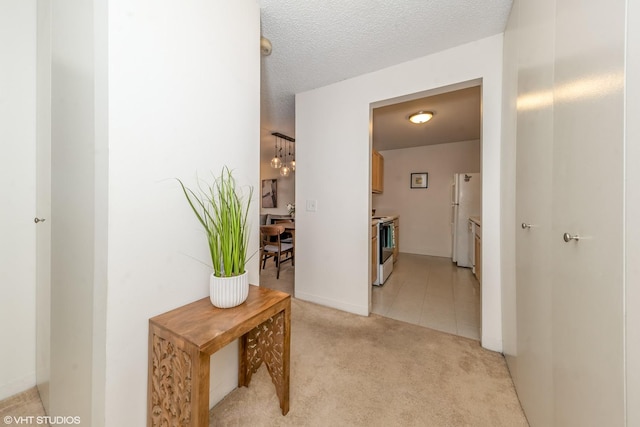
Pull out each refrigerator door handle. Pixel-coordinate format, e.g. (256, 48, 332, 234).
(451, 204, 458, 262)
(451, 204, 456, 229)
(451, 174, 460, 205)
(451, 179, 456, 205)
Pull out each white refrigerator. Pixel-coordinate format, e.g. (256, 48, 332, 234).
(451, 173, 481, 267)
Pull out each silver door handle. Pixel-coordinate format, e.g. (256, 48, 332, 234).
(563, 232, 580, 242)
(34, 217, 46, 224)
(521, 223, 532, 229)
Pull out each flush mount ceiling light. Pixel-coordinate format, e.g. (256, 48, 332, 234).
(408, 111, 434, 124)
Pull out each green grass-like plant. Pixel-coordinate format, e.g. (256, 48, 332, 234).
(178, 167, 253, 278)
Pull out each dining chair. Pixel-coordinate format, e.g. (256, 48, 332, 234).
(272, 218, 294, 243)
(260, 225, 294, 279)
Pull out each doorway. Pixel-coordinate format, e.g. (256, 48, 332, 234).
(369, 82, 482, 340)
(259, 130, 296, 296)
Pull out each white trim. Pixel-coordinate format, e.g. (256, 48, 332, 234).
(295, 292, 369, 317)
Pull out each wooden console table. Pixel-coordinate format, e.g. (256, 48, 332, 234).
(147, 285, 291, 426)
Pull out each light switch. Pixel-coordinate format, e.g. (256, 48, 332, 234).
(306, 199, 317, 212)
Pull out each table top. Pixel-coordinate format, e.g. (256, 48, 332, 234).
(149, 285, 290, 354)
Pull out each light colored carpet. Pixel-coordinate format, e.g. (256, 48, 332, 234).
(0, 298, 527, 426)
(210, 298, 528, 426)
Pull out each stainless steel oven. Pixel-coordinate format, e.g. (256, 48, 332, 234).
(375, 219, 395, 285)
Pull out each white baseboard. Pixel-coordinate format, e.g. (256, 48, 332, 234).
(481, 335, 503, 353)
(295, 291, 369, 316)
(0, 372, 36, 401)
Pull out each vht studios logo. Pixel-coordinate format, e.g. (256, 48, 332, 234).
(4, 415, 81, 425)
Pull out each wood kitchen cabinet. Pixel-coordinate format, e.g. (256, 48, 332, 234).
(371, 150, 384, 193)
(371, 223, 378, 284)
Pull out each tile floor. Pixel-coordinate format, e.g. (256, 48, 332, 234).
(259, 255, 294, 295)
(260, 252, 481, 341)
(372, 253, 481, 340)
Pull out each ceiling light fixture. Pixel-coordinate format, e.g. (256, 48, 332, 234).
(280, 139, 290, 177)
(290, 142, 296, 171)
(260, 36, 272, 56)
(408, 111, 434, 124)
(270, 134, 282, 169)
(271, 132, 296, 177)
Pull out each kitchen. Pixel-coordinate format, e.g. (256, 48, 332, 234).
(370, 85, 482, 340)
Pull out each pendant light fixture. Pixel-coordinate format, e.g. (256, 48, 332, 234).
(290, 141, 296, 171)
(271, 132, 295, 176)
(270, 134, 282, 169)
(280, 139, 291, 177)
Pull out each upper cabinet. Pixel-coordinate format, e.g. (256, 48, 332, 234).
(372, 150, 384, 193)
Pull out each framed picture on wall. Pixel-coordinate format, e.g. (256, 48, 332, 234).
(410, 173, 428, 189)
(261, 179, 277, 208)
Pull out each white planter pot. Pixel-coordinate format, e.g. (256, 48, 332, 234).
(209, 271, 249, 308)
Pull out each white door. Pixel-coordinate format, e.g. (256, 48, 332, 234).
(513, 0, 626, 424)
(551, 0, 625, 424)
(36, 0, 51, 413)
(514, 0, 556, 423)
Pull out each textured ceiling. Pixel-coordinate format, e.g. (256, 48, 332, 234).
(259, 0, 513, 144)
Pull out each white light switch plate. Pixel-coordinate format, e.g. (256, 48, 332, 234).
(306, 199, 317, 212)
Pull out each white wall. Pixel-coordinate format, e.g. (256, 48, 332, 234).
(373, 140, 480, 257)
(0, 0, 37, 400)
(104, 1, 260, 425)
(500, 0, 519, 374)
(38, 0, 259, 424)
(48, 0, 103, 421)
(296, 35, 504, 351)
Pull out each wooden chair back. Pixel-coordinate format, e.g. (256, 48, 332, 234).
(259, 225, 294, 279)
(272, 219, 293, 240)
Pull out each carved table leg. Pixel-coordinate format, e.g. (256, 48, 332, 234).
(239, 306, 290, 415)
(149, 333, 194, 426)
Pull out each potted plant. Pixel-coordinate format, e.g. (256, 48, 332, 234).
(178, 166, 253, 308)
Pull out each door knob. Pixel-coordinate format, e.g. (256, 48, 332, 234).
(34, 217, 46, 224)
(521, 223, 532, 229)
(563, 232, 580, 242)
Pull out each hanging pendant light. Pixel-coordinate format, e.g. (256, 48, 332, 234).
(280, 139, 290, 177)
(271, 132, 295, 176)
(270, 134, 282, 169)
(288, 141, 295, 172)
